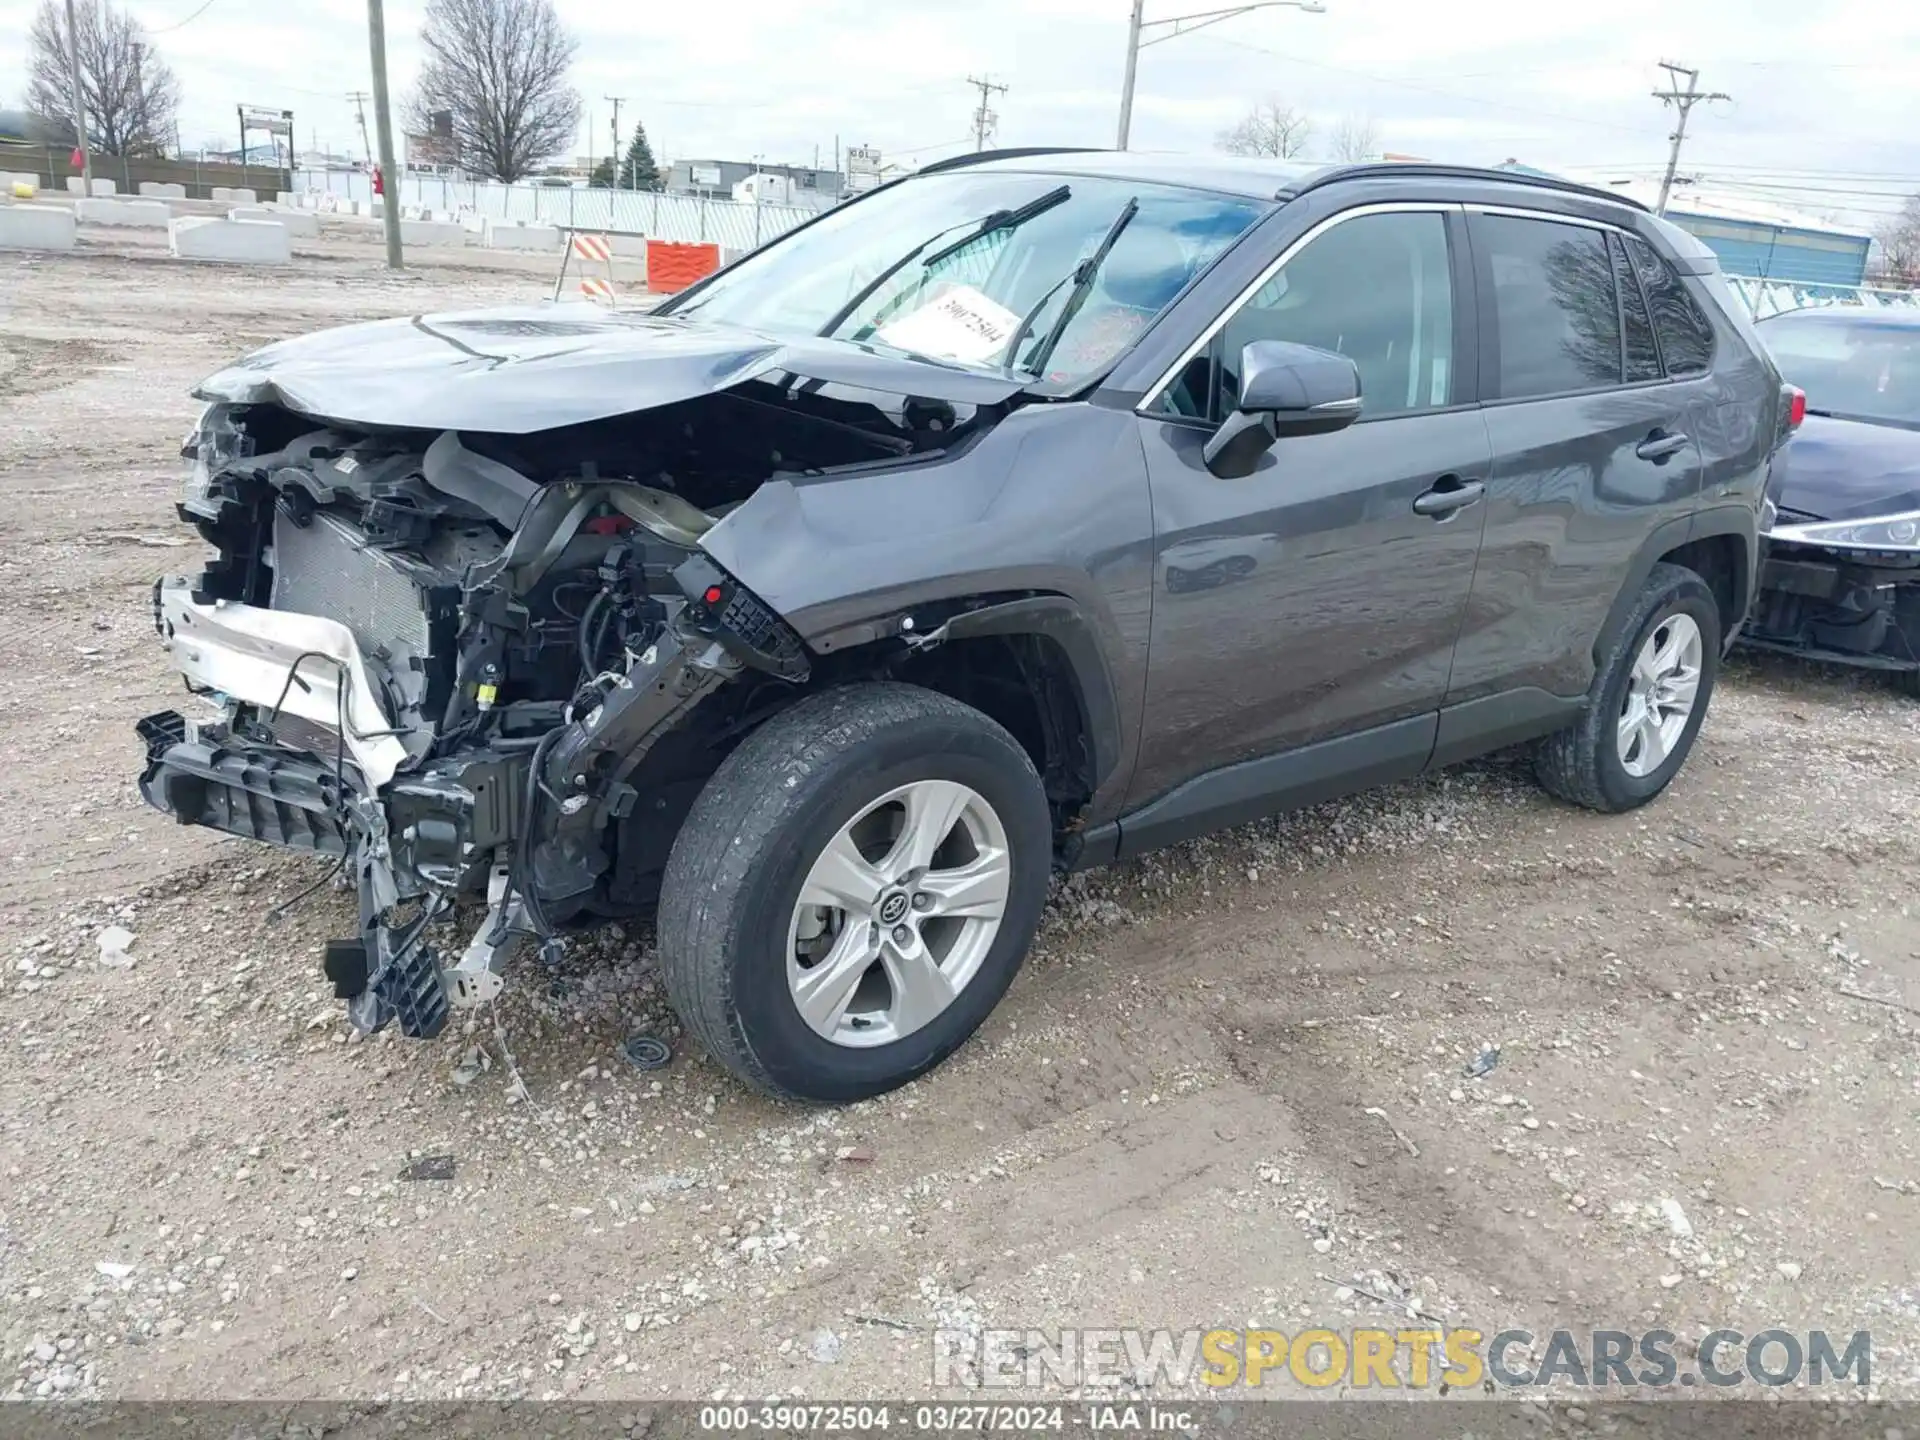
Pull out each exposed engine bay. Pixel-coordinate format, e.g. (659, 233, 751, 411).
(137, 372, 985, 1040)
(1744, 520, 1920, 679)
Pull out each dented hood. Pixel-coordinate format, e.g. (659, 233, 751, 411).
(193, 304, 1028, 433)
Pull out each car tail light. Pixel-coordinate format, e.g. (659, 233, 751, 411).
(1785, 385, 1807, 431)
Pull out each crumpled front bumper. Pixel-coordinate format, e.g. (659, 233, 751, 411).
(151, 575, 415, 787)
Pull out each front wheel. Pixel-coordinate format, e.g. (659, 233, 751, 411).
(656, 683, 1053, 1102)
(1535, 562, 1722, 813)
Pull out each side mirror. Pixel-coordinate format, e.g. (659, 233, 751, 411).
(1203, 340, 1362, 479)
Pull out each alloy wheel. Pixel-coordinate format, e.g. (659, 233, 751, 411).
(785, 779, 1012, 1048)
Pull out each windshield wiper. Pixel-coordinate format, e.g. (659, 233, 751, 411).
(920, 184, 1071, 270)
(1008, 196, 1140, 380)
(819, 184, 1072, 340)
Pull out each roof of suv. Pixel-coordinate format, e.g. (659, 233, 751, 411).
(923, 147, 1650, 213)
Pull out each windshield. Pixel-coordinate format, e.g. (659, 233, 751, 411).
(1760, 313, 1920, 429)
(665, 171, 1267, 389)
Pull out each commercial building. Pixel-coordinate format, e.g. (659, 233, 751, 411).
(667, 158, 844, 201)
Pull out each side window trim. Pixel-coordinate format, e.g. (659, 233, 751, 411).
(1608, 232, 1631, 381)
(1136, 200, 1462, 416)
(1606, 230, 1666, 380)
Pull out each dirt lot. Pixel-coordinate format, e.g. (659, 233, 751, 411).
(2, 222, 1918, 1407)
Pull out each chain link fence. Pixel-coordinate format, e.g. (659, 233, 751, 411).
(295, 169, 828, 250)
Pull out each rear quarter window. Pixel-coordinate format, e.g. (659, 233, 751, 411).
(1626, 236, 1715, 376)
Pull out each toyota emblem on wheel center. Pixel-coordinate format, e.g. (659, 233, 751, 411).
(878, 891, 910, 925)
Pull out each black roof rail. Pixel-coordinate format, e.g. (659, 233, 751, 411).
(918, 147, 1106, 176)
(1291, 161, 1650, 212)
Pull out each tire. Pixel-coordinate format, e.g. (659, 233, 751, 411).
(1894, 668, 1920, 700)
(1535, 562, 1722, 813)
(656, 683, 1052, 1103)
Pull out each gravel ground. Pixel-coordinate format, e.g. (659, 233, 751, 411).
(2, 224, 1918, 1406)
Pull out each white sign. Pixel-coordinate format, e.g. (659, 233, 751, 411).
(877, 284, 1021, 364)
(690, 164, 722, 187)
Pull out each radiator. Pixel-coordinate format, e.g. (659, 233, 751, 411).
(269, 508, 433, 665)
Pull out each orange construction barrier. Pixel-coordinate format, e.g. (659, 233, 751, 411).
(645, 240, 721, 294)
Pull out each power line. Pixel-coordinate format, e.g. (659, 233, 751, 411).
(1652, 61, 1730, 216)
(965, 74, 1008, 152)
(144, 0, 218, 33)
(1190, 34, 1651, 135)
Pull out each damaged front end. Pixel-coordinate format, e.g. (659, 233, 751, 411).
(137, 321, 1000, 1037)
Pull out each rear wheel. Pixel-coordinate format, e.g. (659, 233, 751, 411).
(656, 683, 1052, 1102)
(1536, 563, 1721, 813)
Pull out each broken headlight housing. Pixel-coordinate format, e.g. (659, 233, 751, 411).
(1769, 510, 1920, 553)
(181, 403, 254, 519)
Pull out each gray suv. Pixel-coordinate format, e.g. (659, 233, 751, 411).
(137, 152, 1792, 1101)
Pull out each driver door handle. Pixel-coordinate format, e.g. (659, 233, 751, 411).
(1636, 429, 1690, 463)
(1412, 476, 1486, 518)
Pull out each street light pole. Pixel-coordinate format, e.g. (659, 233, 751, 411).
(62, 0, 90, 188)
(1115, 0, 1146, 152)
(1114, 0, 1326, 150)
(366, 0, 404, 270)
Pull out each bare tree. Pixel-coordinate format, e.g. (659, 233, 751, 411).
(1328, 114, 1378, 162)
(408, 0, 582, 182)
(1873, 194, 1920, 283)
(25, 0, 179, 156)
(1217, 99, 1312, 159)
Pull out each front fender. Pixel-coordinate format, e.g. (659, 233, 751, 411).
(698, 403, 1157, 820)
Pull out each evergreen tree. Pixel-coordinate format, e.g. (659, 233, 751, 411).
(587, 156, 616, 188)
(619, 121, 659, 191)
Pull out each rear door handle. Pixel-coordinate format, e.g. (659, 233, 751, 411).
(1636, 429, 1690, 463)
(1412, 477, 1486, 518)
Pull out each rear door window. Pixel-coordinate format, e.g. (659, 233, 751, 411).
(1626, 235, 1715, 376)
(1473, 214, 1621, 399)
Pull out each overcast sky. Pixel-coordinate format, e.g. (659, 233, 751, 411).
(3, 0, 1916, 227)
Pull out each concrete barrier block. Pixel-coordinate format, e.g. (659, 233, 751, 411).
(228, 187, 256, 205)
(401, 218, 466, 248)
(485, 220, 560, 251)
(65, 176, 86, 194)
(138, 181, 187, 199)
(89, 178, 116, 196)
(231, 205, 318, 237)
(76, 197, 171, 226)
(209, 187, 231, 202)
(0, 204, 77, 251)
(169, 216, 291, 265)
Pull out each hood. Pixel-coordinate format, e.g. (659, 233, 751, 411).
(193, 304, 1029, 433)
(1774, 412, 1920, 523)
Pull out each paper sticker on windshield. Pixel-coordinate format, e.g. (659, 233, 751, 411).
(877, 285, 1022, 364)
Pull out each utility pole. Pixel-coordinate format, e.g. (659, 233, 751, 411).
(1652, 61, 1729, 217)
(364, 0, 403, 270)
(347, 91, 373, 166)
(966, 75, 1008, 152)
(606, 95, 625, 186)
(61, 0, 90, 188)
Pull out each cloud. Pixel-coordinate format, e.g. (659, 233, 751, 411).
(0, 0, 1915, 227)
